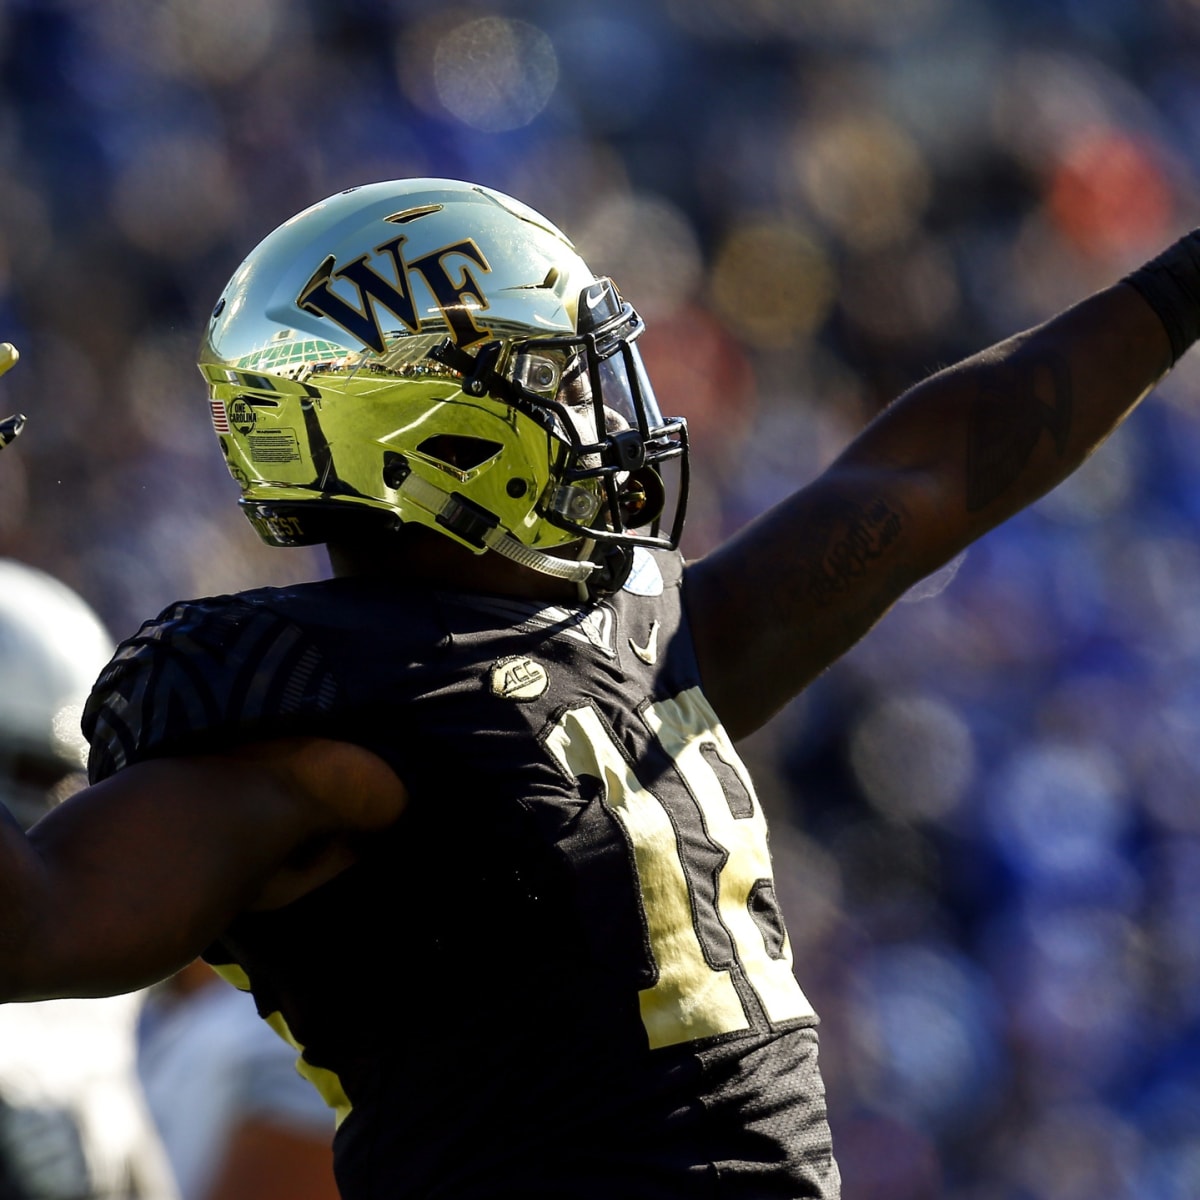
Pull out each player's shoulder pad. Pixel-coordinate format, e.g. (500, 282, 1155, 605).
(83, 591, 340, 783)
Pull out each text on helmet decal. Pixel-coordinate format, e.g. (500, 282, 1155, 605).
(297, 235, 493, 355)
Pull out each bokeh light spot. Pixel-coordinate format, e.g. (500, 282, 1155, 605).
(849, 693, 975, 823)
(575, 194, 702, 321)
(433, 18, 558, 133)
(153, 0, 285, 86)
(986, 741, 1130, 883)
(710, 222, 834, 348)
(794, 111, 931, 251)
(1047, 129, 1174, 257)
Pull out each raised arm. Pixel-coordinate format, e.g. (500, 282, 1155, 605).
(686, 252, 1187, 740)
(0, 737, 406, 1003)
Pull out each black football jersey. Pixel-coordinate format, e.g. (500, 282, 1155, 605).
(84, 550, 840, 1199)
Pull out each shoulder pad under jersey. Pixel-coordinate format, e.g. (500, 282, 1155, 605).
(83, 593, 339, 783)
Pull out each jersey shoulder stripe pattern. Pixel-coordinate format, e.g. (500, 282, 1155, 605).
(84, 592, 340, 783)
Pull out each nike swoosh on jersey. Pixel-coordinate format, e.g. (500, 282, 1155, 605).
(629, 620, 660, 665)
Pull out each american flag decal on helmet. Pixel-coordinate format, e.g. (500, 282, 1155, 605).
(210, 399, 231, 434)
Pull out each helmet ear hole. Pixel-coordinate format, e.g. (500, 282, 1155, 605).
(416, 435, 503, 470)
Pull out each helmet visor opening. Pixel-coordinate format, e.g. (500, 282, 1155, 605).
(509, 336, 667, 451)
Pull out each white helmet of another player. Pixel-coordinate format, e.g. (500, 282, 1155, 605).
(0, 561, 114, 824)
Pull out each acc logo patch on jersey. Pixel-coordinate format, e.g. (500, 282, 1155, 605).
(490, 655, 549, 701)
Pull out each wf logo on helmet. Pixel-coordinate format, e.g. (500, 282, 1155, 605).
(297, 234, 493, 355)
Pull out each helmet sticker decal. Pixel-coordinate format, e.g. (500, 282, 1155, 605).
(297, 235, 493, 354)
(247, 429, 301, 464)
(249, 511, 306, 544)
(490, 655, 549, 701)
(228, 398, 257, 435)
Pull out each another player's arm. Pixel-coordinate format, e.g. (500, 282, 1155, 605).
(0, 738, 406, 1002)
(685, 279, 1172, 741)
(0, 342, 26, 452)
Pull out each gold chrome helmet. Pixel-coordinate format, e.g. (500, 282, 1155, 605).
(199, 179, 688, 596)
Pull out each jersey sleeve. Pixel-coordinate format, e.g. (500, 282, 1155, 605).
(83, 594, 341, 784)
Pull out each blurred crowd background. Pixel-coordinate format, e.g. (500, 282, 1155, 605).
(2, 0, 1200, 1197)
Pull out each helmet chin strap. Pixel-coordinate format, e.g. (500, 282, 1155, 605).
(394, 468, 596, 586)
(486, 530, 634, 600)
(482, 525, 595, 586)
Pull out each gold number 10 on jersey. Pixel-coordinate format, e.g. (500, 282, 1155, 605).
(544, 687, 814, 1050)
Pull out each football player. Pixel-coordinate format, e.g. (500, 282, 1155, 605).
(0, 179, 1192, 1197)
(0, 560, 170, 1200)
(136, 957, 338, 1200)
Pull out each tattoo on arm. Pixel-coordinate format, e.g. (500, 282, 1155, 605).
(801, 496, 904, 607)
(965, 352, 1073, 512)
